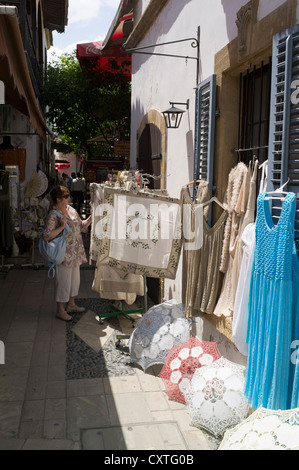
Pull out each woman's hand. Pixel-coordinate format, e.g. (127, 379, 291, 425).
(60, 216, 67, 229)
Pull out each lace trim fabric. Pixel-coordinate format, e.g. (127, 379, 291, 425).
(254, 192, 296, 280)
(183, 357, 249, 438)
(159, 337, 221, 404)
(219, 407, 299, 450)
(129, 300, 192, 371)
(244, 192, 298, 410)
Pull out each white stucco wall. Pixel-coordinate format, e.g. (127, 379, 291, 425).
(130, 0, 292, 303)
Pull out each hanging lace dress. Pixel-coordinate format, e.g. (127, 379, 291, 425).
(180, 182, 210, 318)
(244, 192, 296, 410)
(289, 240, 299, 408)
(213, 162, 248, 317)
(193, 207, 228, 315)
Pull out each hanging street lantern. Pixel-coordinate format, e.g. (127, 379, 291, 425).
(162, 100, 189, 129)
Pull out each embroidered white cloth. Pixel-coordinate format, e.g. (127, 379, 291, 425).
(219, 407, 299, 450)
(89, 183, 105, 262)
(92, 265, 144, 305)
(96, 187, 182, 279)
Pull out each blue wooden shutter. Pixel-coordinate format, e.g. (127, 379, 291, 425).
(193, 74, 216, 196)
(268, 24, 299, 230)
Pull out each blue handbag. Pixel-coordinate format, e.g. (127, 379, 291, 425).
(39, 210, 70, 279)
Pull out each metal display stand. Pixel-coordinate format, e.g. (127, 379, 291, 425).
(21, 237, 44, 269)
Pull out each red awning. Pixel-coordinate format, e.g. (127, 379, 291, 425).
(76, 1, 135, 81)
(76, 41, 131, 81)
(111, 12, 133, 43)
(55, 162, 70, 170)
(101, 0, 135, 49)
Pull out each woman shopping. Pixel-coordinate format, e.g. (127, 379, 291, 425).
(43, 185, 92, 321)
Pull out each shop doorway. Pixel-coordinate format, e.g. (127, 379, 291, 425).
(137, 122, 162, 304)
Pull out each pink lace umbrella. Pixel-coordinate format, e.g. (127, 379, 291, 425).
(159, 337, 221, 404)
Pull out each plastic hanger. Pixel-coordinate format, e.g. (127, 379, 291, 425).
(264, 178, 290, 200)
(259, 159, 268, 170)
(186, 179, 202, 187)
(197, 195, 225, 210)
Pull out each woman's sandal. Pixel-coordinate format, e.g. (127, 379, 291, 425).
(56, 311, 73, 321)
(66, 305, 86, 313)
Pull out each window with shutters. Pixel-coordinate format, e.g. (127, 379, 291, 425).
(193, 75, 216, 196)
(237, 61, 272, 165)
(268, 24, 299, 233)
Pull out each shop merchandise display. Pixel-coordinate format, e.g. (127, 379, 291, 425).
(95, 186, 182, 279)
(219, 407, 299, 450)
(180, 183, 228, 318)
(231, 223, 256, 356)
(0, 169, 14, 257)
(129, 300, 192, 371)
(25, 169, 48, 198)
(86, 163, 299, 442)
(213, 162, 248, 317)
(180, 181, 210, 318)
(3, 158, 298, 444)
(159, 337, 221, 404)
(183, 357, 249, 438)
(289, 251, 299, 409)
(244, 192, 297, 410)
(89, 182, 145, 305)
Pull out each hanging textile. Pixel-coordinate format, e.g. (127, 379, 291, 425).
(180, 183, 227, 318)
(89, 183, 105, 262)
(180, 181, 210, 317)
(193, 209, 228, 317)
(0, 171, 13, 256)
(213, 162, 248, 317)
(289, 249, 299, 408)
(231, 222, 255, 356)
(92, 265, 144, 305)
(231, 160, 258, 301)
(231, 160, 260, 355)
(96, 186, 182, 279)
(0, 149, 26, 181)
(244, 192, 297, 410)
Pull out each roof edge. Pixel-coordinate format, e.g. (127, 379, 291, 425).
(124, 0, 170, 49)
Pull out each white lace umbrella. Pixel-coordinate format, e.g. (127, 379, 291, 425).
(129, 300, 192, 371)
(219, 407, 299, 450)
(184, 357, 250, 438)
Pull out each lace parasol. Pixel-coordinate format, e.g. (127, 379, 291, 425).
(25, 170, 48, 198)
(219, 407, 299, 450)
(159, 337, 221, 404)
(129, 300, 192, 371)
(183, 357, 250, 438)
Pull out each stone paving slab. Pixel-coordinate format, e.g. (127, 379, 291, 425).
(0, 267, 219, 451)
(71, 310, 115, 352)
(81, 421, 187, 450)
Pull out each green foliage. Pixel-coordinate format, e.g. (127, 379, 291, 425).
(42, 51, 131, 156)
